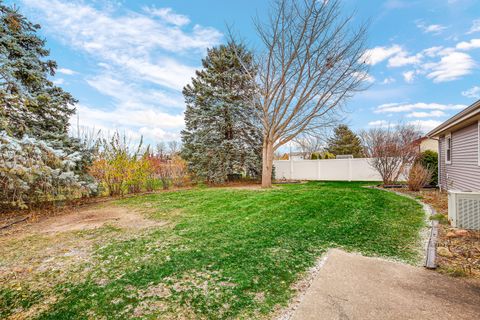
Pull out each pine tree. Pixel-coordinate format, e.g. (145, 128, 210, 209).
(0, 3, 96, 209)
(0, 4, 94, 171)
(326, 124, 365, 158)
(0, 3, 77, 142)
(181, 42, 262, 183)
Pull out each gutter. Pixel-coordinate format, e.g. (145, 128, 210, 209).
(427, 99, 480, 138)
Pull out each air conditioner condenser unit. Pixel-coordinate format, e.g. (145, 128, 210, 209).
(448, 190, 480, 230)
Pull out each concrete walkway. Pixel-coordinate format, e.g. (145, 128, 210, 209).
(290, 249, 480, 320)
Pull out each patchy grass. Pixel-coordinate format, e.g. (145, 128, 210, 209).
(1, 181, 426, 319)
(430, 213, 449, 225)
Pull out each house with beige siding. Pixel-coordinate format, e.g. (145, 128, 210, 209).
(412, 137, 438, 153)
(428, 99, 480, 191)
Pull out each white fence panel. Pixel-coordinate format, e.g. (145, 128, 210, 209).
(292, 160, 317, 180)
(274, 158, 388, 181)
(319, 159, 350, 181)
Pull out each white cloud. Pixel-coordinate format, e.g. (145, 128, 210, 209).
(407, 119, 443, 132)
(77, 104, 184, 131)
(368, 118, 443, 132)
(20, 0, 223, 90)
(20, 0, 224, 143)
(375, 102, 466, 113)
(139, 127, 180, 142)
(57, 68, 77, 75)
(73, 103, 184, 142)
(423, 51, 475, 82)
(382, 77, 396, 84)
(467, 19, 480, 34)
(462, 86, 480, 99)
(143, 7, 190, 26)
(456, 38, 480, 50)
(369, 41, 477, 83)
(416, 21, 447, 34)
(402, 71, 415, 83)
(406, 110, 446, 118)
(362, 45, 403, 65)
(383, 0, 412, 10)
(353, 71, 375, 83)
(52, 78, 65, 85)
(388, 52, 422, 67)
(422, 46, 444, 57)
(368, 120, 389, 127)
(79, 74, 185, 141)
(86, 74, 184, 109)
(113, 56, 198, 90)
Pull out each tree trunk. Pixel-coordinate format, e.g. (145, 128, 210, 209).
(261, 138, 274, 188)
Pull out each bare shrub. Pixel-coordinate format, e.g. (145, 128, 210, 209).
(361, 124, 421, 185)
(170, 156, 189, 188)
(408, 163, 432, 191)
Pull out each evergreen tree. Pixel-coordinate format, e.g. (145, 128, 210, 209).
(181, 42, 262, 183)
(326, 124, 364, 158)
(0, 3, 94, 171)
(0, 3, 96, 209)
(0, 3, 76, 142)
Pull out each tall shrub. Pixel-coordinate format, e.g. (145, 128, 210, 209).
(418, 150, 438, 186)
(89, 132, 147, 196)
(408, 163, 432, 191)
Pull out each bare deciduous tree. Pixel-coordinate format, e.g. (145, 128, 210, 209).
(168, 141, 180, 156)
(361, 124, 421, 185)
(293, 135, 325, 159)
(243, 0, 369, 187)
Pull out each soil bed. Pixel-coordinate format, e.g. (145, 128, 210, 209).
(395, 188, 480, 279)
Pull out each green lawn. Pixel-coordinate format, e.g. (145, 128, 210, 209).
(1, 182, 426, 319)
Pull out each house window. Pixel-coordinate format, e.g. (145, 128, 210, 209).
(446, 133, 452, 164)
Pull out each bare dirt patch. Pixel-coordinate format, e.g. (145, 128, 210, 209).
(30, 206, 167, 234)
(1, 203, 173, 319)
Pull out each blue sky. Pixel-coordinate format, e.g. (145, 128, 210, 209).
(9, 0, 480, 145)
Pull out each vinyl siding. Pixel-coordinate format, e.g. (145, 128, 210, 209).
(444, 123, 480, 191)
(439, 137, 446, 190)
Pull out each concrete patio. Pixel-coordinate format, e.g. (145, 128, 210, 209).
(290, 249, 480, 320)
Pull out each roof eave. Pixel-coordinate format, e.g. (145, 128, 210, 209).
(427, 100, 480, 137)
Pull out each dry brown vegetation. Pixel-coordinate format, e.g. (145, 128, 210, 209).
(407, 163, 432, 191)
(397, 188, 480, 279)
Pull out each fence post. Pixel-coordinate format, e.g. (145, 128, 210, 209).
(348, 158, 352, 182)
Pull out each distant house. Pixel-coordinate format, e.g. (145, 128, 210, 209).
(335, 154, 353, 159)
(291, 152, 309, 160)
(412, 137, 438, 153)
(428, 100, 480, 191)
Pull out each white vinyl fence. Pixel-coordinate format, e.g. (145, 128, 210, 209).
(274, 158, 386, 181)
